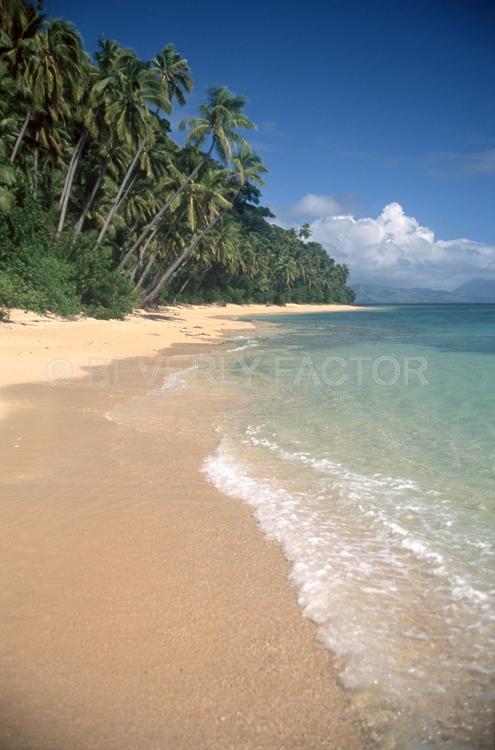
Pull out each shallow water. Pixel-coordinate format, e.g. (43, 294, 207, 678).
(203, 305, 495, 749)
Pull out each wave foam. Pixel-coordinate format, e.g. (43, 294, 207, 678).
(203, 434, 495, 749)
(226, 336, 259, 353)
(157, 364, 199, 392)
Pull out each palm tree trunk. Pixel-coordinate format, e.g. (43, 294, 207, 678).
(94, 141, 145, 249)
(143, 212, 221, 305)
(115, 174, 136, 213)
(73, 161, 108, 237)
(129, 258, 141, 282)
(119, 224, 157, 271)
(146, 266, 162, 294)
(58, 129, 87, 209)
(172, 267, 204, 303)
(33, 129, 39, 192)
(57, 129, 88, 234)
(119, 201, 186, 272)
(131, 226, 157, 278)
(123, 147, 212, 263)
(135, 248, 158, 290)
(131, 206, 188, 289)
(10, 107, 32, 163)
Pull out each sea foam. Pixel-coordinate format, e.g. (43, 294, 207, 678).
(203, 431, 495, 749)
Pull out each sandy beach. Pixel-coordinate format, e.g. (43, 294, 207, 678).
(0, 303, 365, 749)
(0, 303, 357, 406)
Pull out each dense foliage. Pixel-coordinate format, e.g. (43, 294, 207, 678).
(0, 0, 354, 318)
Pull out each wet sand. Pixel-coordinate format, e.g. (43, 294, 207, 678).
(0, 303, 358, 420)
(0, 308, 365, 749)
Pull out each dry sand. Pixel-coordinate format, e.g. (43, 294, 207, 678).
(0, 303, 357, 415)
(0, 304, 365, 749)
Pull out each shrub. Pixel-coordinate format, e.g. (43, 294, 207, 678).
(0, 186, 79, 315)
(72, 243, 136, 319)
(0, 263, 79, 316)
(224, 286, 246, 304)
(0, 185, 136, 319)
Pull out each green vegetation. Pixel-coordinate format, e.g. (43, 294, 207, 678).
(0, 0, 354, 318)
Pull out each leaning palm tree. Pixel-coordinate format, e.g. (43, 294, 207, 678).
(57, 61, 96, 232)
(10, 19, 86, 164)
(72, 141, 127, 237)
(134, 205, 188, 291)
(70, 41, 133, 236)
(141, 145, 267, 304)
(64, 45, 167, 241)
(152, 43, 192, 108)
(141, 167, 232, 304)
(140, 144, 265, 302)
(92, 53, 170, 249)
(122, 85, 256, 263)
(1, 0, 43, 159)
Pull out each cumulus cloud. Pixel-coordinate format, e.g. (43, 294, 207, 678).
(307, 202, 495, 290)
(288, 193, 345, 219)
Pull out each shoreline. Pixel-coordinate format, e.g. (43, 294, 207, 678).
(0, 303, 366, 749)
(0, 303, 358, 399)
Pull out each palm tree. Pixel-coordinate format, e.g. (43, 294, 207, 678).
(92, 54, 170, 249)
(299, 222, 311, 240)
(72, 142, 128, 237)
(69, 43, 169, 242)
(230, 144, 267, 191)
(209, 219, 243, 271)
(141, 211, 219, 304)
(141, 144, 267, 305)
(10, 19, 86, 164)
(0, 0, 42, 51)
(0, 60, 17, 143)
(95, 38, 135, 74)
(152, 43, 192, 108)
(57, 87, 93, 231)
(70, 40, 133, 236)
(122, 85, 256, 263)
(182, 145, 266, 250)
(1, 0, 42, 159)
(0, 138, 15, 213)
(141, 167, 232, 304)
(134, 206, 187, 290)
(182, 86, 255, 161)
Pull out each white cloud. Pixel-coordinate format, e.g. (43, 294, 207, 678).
(289, 193, 345, 219)
(306, 202, 495, 290)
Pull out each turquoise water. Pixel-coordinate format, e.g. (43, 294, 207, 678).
(204, 305, 495, 749)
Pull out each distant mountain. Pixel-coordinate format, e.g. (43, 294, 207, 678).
(351, 283, 453, 304)
(352, 279, 495, 304)
(452, 279, 495, 302)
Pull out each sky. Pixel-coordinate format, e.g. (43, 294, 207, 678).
(46, 0, 495, 289)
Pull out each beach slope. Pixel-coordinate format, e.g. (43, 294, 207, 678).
(0, 303, 363, 749)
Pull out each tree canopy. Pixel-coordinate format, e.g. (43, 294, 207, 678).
(0, 0, 354, 318)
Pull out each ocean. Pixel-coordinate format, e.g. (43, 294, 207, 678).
(201, 305, 495, 749)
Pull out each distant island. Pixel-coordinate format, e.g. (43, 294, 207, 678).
(352, 278, 495, 304)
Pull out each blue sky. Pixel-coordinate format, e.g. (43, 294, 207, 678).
(47, 0, 495, 289)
